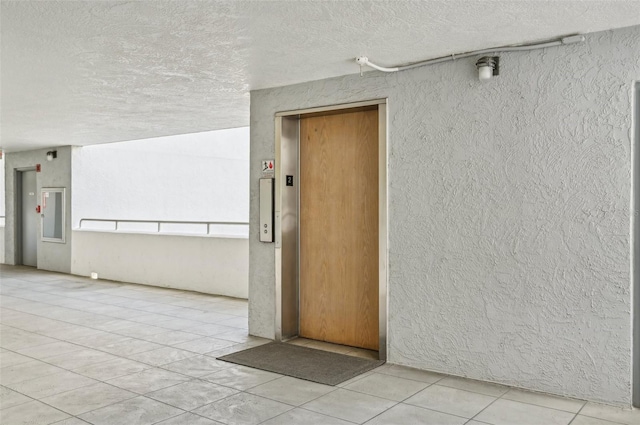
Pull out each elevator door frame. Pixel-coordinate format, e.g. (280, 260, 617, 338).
(16, 168, 38, 267)
(274, 99, 388, 360)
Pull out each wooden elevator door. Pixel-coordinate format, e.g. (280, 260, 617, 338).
(299, 107, 379, 350)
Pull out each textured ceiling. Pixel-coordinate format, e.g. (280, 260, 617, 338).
(1, 1, 640, 152)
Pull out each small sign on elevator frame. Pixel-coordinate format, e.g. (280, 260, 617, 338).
(261, 159, 275, 178)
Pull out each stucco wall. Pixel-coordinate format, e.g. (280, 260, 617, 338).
(72, 230, 248, 298)
(4, 147, 73, 273)
(249, 26, 640, 405)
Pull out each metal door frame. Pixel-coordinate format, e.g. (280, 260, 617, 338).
(633, 81, 639, 408)
(274, 99, 388, 360)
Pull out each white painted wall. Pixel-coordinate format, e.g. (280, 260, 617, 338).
(69, 128, 250, 297)
(72, 231, 248, 298)
(249, 26, 639, 405)
(73, 127, 249, 226)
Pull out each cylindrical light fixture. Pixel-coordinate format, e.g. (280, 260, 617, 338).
(475, 56, 500, 81)
(46, 150, 57, 161)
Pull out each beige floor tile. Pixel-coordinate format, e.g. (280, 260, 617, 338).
(213, 330, 260, 344)
(146, 380, 238, 410)
(203, 365, 281, 390)
(78, 395, 184, 425)
(247, 376, 334, 406)
(50, 418, 92, 425)
(183, 323, 238, 337)
(303, 388, 396, 423)
(475, 399, 575, 425)
(41, 382, 137, 415)
(570, 415, 627, 425)
(261, 408, 353, 425)
(152, 318, 205, 331)
(502, 388, 585, 413)
(204, 345, 249, 358)
(113, 324, 168, 339)
(0, 399, 70, 424)
(106, 367, 191, 394)
(344, 373, 429, 402)
(367, 403, 467, 425)
(154, 412, 221, 425)
(0, 386, 32, 410)
(216, 317, 248, 329)
(72, 357, 153, 381)
(0, 330, 58, 350)
(404, 385, 495, 418)
(437, 376, 510, 397)
(1, 360, 65, 385)
(15, 341, 84, 359)
(0, 350, 33, 367)
(579, 402, 640, 425)
(374, 364, 444, 384)
(193, 392, 292, 425)
(138, 330, 202, 345)
(336, 371, 375, 388)
(44, 348, 119, 370)
(99, 338, 163, 356)
(6, 370, 97, 399)
(173, 337, 237, 354)
(162, 354, 232, 377)
(128, 346, 199, 366)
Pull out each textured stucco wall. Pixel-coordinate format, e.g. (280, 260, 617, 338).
(249, 26, 640, 404)
(4, 147, 73, 273)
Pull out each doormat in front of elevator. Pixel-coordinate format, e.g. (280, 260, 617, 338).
(217, 342, 384, 386)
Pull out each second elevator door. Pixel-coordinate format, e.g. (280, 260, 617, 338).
(21, 170, 38, 267)
(299, 107, 379, 351)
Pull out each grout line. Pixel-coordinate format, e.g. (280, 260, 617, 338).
(467, 392, 502, 422)
(495, 385, 588, 416)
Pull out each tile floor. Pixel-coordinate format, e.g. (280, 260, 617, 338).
(1, 264, 639, 425)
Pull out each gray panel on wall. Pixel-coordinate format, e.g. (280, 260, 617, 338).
(249, 25, 640, 405)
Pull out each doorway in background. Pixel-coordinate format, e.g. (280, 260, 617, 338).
(17, 170, 37, 267)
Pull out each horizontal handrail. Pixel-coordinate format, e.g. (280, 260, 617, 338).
(78, 218, 249, 236)
(79, 218, 247, 226)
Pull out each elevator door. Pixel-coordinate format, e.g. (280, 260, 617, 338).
(20, 170, 38, 267)
(299, 107, 379, 350)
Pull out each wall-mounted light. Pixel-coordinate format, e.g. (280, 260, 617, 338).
(46, 150, 57, 161)
(475, 56, 500, 81)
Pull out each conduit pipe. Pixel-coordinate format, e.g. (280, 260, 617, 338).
(355, 34, 585, 74)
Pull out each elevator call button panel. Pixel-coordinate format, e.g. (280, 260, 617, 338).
(259, 178, 274, 242)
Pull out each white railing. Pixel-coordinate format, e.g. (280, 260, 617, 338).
(78, 218, 249, 238)
(0, 216, 4, 227)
